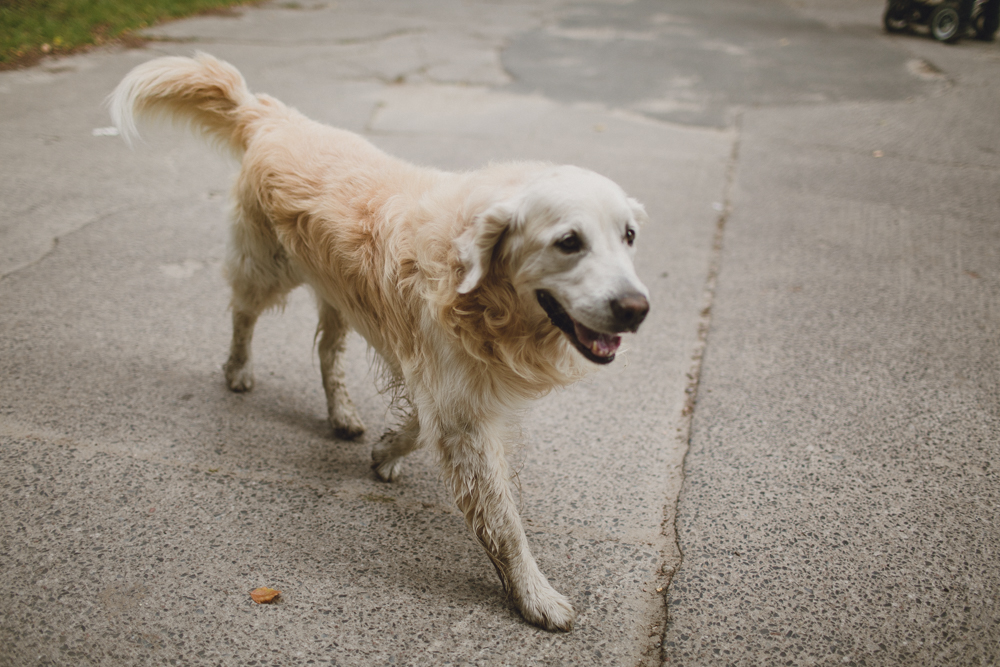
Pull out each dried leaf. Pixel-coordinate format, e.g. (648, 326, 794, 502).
(250, 587, 281, 604)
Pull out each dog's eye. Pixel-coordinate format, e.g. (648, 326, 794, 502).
(624, 228, 635, 246)
(555, 231, 583, 253)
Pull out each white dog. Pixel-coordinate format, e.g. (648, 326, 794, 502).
(110, 53, 649, 631)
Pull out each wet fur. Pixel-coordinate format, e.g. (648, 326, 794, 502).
(111, 52, 646, 631)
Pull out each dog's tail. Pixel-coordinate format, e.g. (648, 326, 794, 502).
(109, 52, 266, 153)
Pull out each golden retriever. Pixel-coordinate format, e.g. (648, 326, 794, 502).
(110, 53, 649, 631)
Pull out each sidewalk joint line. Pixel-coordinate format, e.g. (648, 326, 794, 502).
(659, 110, 743, 660)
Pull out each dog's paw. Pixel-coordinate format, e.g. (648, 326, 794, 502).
(372, 456, 404, 483)
(371, 431, 407, 482)
(326, 391, 365, 439)
(517, 586, 575, 632)
(224, 360, 254, 392)
(331, 410, 365, 440)
(371, 443, 403, 482)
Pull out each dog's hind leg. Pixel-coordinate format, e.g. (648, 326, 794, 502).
(438, 418, 575, 632)
(223, 211, 300, 392)
(372, 411, 420, 481)
(223, 308, 259, 392)
(317, 301, 366, 439)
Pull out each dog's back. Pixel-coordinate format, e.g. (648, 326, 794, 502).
(111, 53, 441, 358)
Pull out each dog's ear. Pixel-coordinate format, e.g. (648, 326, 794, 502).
(455, 199, 519, 294)
(627, 197, 650, 227)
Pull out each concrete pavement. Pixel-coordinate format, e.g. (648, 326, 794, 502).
(0, 1, 997, 665)
(663, 9, 1000, 666)
(1, 1, 725, 664)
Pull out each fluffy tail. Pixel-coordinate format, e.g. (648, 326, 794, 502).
(109, 52, 261, 153)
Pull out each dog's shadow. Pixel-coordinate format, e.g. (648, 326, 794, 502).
(206, 372, 538, 622)
(13, 342, 548, 626)
(167, 364, 530, 609)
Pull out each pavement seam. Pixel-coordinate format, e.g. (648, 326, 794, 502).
(0, 198, 212, 282)
(659, 111, 743, 665)
(0, 205, 134, 282)
(0, 237, 59, 283)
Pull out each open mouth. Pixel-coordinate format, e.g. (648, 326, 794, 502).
(536, 290, 621, 364)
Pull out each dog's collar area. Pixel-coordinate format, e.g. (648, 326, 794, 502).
(535, 290, 620, 364)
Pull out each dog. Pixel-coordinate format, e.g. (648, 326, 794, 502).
(110, 53, 649, 631)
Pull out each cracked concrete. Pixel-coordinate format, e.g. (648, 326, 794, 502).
(1, 0, 998, 665)
(0, 1, 728, 665)
(502, 0, 945, 127)
(660, 6, 1000, 666)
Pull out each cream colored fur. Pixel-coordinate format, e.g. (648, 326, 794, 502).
(110, 53, 649, 631)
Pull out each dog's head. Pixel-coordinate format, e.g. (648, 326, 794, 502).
(456, 166, 649, 365)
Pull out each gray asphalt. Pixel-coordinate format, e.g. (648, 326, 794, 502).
(0, 1, 997, 666)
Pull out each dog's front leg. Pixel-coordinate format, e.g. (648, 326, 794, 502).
(439, 422, 575, 631)
(372, 411, 420, 482)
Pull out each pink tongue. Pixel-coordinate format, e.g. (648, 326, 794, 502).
(573, 321, 621, 357)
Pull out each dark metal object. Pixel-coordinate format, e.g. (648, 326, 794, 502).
(883, 0, 999, 42)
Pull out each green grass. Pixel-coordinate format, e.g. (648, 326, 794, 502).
(0, 0, 256, 69)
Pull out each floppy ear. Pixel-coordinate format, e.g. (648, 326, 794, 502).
(627, 197, 650, 227)
(455, 199, 518, 294)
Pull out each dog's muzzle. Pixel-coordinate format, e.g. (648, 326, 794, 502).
(536, 290, 647, 364)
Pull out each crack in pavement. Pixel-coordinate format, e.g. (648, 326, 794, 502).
(0, 205, 138, 282)
(659, 111, 744, 664)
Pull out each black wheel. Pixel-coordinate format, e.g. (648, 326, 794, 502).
(929, 3, 963, 42)
(884, 1, 911, 32)
(971, 0, 1000, 39)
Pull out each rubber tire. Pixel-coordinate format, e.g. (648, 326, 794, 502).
(883, 1, 910, 32)
(972, 0, 1000, 40)
(929, 3, 962, 42)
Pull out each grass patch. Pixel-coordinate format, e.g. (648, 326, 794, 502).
(0, 0, 257, 70)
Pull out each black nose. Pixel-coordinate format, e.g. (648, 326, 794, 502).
(610, 293, 649, 332)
